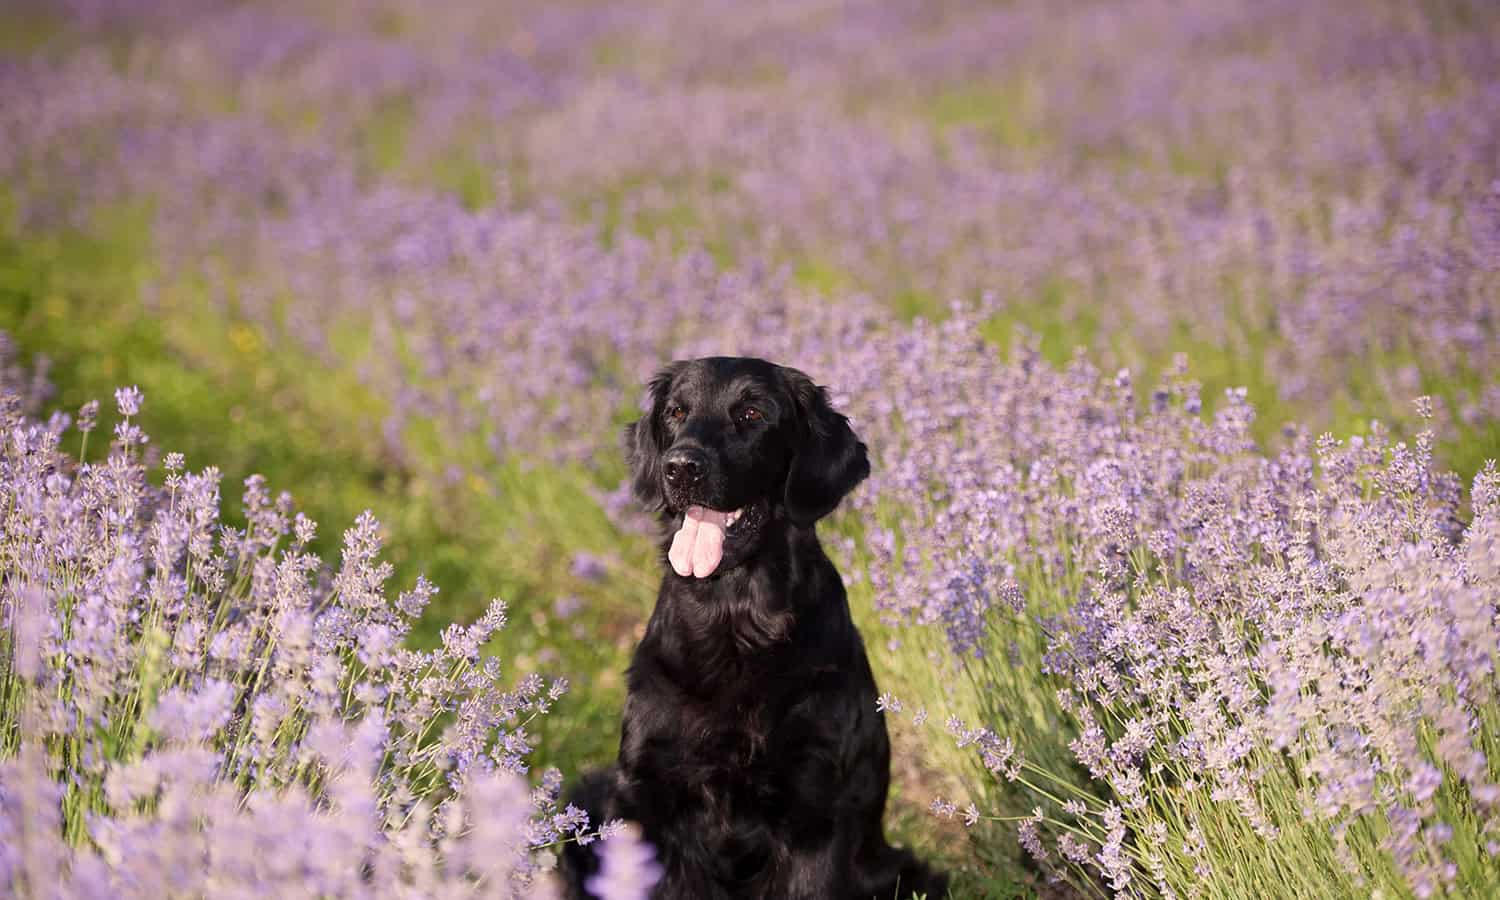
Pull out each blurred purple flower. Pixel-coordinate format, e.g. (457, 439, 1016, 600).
(585, 824, 663, 900)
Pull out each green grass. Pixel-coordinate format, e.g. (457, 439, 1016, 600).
(0, 15, 57, 55)
(920, 75, 1053, 159)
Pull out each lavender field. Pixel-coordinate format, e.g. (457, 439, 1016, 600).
(2, 0, 1498, 896)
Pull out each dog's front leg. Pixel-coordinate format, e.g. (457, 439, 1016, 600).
(766, 728, 856, 900)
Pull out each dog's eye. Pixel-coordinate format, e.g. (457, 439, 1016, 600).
(666, 405, 686, 422)
(739, 406, 763, 423)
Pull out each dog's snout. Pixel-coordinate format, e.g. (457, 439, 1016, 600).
(663, 447, 708, 486)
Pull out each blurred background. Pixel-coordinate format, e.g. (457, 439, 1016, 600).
(2, 0, 1497, 890)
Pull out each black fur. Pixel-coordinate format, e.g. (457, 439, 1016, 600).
(563, 357, 947, 900)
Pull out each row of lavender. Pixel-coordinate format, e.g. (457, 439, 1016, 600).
(834, 314, 1500, 897)
(2, 0, 1498, 895)
(0, 377, 659, 898)
(6, 0, 1497, 465)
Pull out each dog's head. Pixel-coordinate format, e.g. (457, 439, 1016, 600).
(624, 357, 869, 577)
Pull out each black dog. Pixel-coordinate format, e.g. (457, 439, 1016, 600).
(563, 357, 947, 899)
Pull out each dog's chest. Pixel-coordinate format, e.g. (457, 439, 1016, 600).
(673, 692, 776, 768)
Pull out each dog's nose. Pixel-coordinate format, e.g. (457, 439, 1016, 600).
(663, 448, 707, 487)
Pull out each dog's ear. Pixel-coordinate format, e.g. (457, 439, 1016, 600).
(782, 368, 870, 525)
(623, 365, 677, 510)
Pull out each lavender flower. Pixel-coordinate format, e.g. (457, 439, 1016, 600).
(585, 824, 664, 900)
(114, 385, 143, 417)
(78, 399, 99, 434)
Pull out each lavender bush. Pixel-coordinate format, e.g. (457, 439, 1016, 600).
(0, 381, 663, 898)
(834, 315, 1500, 896)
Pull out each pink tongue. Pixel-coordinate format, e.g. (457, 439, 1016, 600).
(668, 506, 729, 578)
